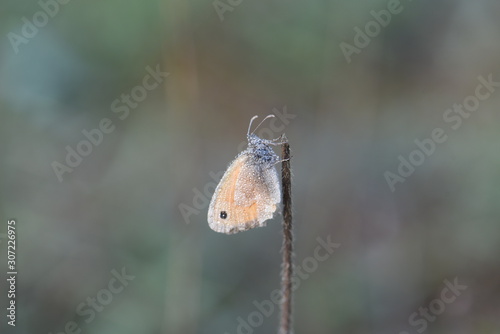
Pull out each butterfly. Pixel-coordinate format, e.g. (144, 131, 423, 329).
(208, 115, 285, 234)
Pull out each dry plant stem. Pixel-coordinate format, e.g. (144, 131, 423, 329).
(279, 136, 293, 334)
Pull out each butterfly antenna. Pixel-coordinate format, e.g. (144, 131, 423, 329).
(247, 115, 259, 136)
(250, 114, 275, 135)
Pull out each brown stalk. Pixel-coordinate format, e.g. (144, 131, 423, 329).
(279, 136, 293, 334)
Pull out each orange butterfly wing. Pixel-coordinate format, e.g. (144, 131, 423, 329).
(208, 154, 279, 234)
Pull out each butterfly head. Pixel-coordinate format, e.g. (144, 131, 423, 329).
(246, 132, 278, 166)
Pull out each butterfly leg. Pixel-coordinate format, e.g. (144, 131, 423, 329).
(269, 133, 288, 146)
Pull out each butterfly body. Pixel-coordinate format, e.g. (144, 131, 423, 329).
(208, 117, 282, 234)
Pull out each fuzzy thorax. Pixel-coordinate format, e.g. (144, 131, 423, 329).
(246, 134, 279, 167)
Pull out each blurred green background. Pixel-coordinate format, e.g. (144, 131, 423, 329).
(1, 0, 499, 333)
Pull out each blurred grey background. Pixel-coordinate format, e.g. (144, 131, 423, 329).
(1, 0, 499, 333)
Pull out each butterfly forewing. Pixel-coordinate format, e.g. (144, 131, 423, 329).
(208, 153, 280, 234)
